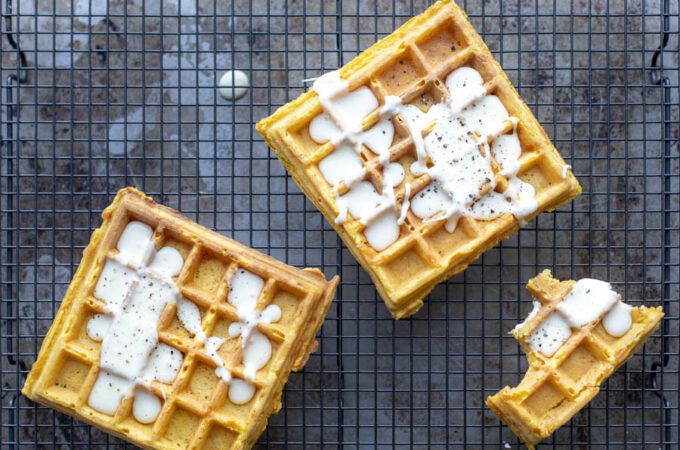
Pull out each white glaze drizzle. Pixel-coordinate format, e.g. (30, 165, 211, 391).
(525, 311, 572, 357)
(87, 221, 187, 422)
(562, 164, 572, 179)
(132, 388, 162, 424)
(310, 67, 538, 251)
(398, 183, 411, 225)
(513, 300, 541, 332)
(174, 267, 280, 404)
(556, 279, 619, 327)
(394, 67, 537, 231)
(86, 314, 112, 341)
(311, 72, 402, 251)
(227, 269, 281, 382)
(229, 378, 256, 405)
(602, 301, 633, 337)
(523, 278, 635, 357)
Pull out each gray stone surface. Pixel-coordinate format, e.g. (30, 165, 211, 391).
(1, 0, 679, 447)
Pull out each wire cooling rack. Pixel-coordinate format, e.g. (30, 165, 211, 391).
(1, 0, 678, 447)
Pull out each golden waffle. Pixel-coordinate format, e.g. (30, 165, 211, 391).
(487, 270, 663, 448)
(257, 0, 581, 319)
(22, 187, 339, 450)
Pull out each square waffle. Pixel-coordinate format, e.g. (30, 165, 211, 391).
(257, 0, 581, 319)
(22, 187, 339, 449)
(487, 270, 663, 448)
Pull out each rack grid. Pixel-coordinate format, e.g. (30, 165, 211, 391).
(1, 0, 678, 447)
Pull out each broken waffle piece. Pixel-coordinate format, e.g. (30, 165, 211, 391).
(487, 270, 663, 449)
(257, 0, 581, 319)
(22, 187, 339, 450)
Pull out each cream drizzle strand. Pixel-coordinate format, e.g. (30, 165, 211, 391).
(309, 66, 538, 252)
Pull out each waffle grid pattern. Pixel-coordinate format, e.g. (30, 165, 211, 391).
(258, 0, 581, 318)
(487, 271, 664, 448)
(21, 189, 338, 449)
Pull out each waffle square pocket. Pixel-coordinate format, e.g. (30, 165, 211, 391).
(257, 0, 581, 318)
(22, 187, 339, 449)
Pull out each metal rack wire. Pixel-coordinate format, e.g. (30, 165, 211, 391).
(1, 0, 678, 447)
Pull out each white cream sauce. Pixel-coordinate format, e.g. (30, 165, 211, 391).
(526, 311, 571, 357)
(398, 183, 411, 225)
(364, 211, 401, 252)
(395, 67, 537, 229)
(86, 314, 112, 341)
(87, 221, 186, 422)
(602, 301, 633, 337)
(523, 278, 635, 357)
(88, 370, 134, 415)
(218, 70, 249, 101)
(141, 343, 183, 384)
(310, 66, 537, 252)
(176, 297, 207, 341)
(132, 388, 162, 424)
(556, 279, 619, 327)
(513, 300, 541, 332)
(562, 164, 572, 179)
(229, 378, 256, 405)
(241, 329, 273, 380)
(318, 144, 363, 186)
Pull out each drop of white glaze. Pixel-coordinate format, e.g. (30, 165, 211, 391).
(87, 314, 112, 341)
(336, 181, 384, 224)
(132, 388, 162, 424)
(204, 336, 231, 383)
(116, 221, 154, 267)
(556, 279, 619, 328)
(260, 304, 282, 324)
(88, 370, 134, 415)
(410, 183, 451, 220)
(309, 112, 341, 143)
(99, 317, 158, 379)
(176, 297, 206, 341)
(514, 300, 541, 332)
(94, 259, 139, 311)
(242, 329, 273, 380)
(219, 70, 249, 100)
(526, 312, 572, 357)
(328, 86, 378, 131)
(398, 183, 411, 225)
(142, 343, 183, 384)
(491, 133, 522, 177)
(383, 163, 404, 187)
(147, 247, 183, 277)
(318, 144, 364, 186)
(562, 164, 572, 179)
(602, 301, 633, 337)
(364, 211, 400, 251)
(229, 379, 255, 405)
(361, 118, 394, 162)
(228, 269, 265, 317)
(462, 95, 509, 137)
